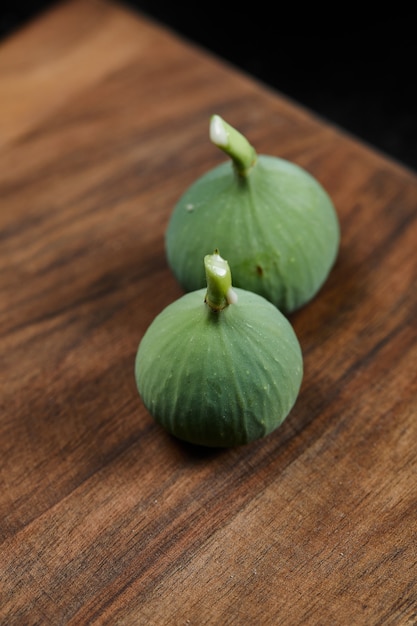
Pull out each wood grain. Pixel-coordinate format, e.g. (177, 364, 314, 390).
(1, 1, 416, 624)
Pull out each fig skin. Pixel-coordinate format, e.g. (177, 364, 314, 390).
(135, 256, 303, 447)
(165, 116, 340, 314)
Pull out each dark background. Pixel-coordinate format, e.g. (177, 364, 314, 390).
(2, 0, 416, 172)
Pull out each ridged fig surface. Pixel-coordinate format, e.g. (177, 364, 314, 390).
(165, 156, 340, 313)
(135, 288, 303, 447)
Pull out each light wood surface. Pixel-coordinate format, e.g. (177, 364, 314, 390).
(1, 1, 416, 624)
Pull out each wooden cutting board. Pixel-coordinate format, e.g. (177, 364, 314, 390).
(1, 1, 416, 623)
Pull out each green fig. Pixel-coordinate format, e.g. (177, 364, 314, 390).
(165, 115, 340, 314)
(135, 251, 303, 447)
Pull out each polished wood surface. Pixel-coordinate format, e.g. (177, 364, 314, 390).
(1, 1, 416, 623)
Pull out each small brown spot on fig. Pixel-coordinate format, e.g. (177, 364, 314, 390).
(256, 265, 263, 276)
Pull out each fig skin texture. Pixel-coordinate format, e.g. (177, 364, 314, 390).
(165, 115, 340, 314)
(135, 254, 303, 448)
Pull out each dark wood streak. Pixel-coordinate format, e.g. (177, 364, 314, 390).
(1, 1, 416, 625)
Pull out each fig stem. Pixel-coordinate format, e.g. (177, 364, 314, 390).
(204, 250, 238, 311)
(210, 115, 257, 177)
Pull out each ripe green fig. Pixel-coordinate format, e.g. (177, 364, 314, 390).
(165, 115, 340, 314)
(135, 251, 303, 447)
